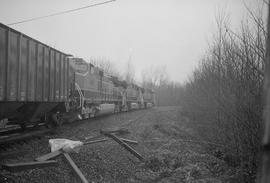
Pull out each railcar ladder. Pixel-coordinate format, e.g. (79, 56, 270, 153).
(75, 83, 84, 109)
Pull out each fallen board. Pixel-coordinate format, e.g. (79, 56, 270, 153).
(83, 138, 108, 145)
(63, 153, 89, 183)
(100, 128, 130, 135)
(35, 150, 62, 161)
(101, 132, 144, 161)
(1, 160, 58, 172)
(35, 137, 138, 162)
(84, 138, 138, 145)
(119, 138, 138, 145)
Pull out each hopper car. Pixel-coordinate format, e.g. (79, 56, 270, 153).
(0, 23, 155, 128)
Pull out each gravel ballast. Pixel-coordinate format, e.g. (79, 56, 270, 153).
(0, 107, 237, 183)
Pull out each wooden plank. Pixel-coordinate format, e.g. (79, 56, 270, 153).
(83, 138, 137, 145)
(35, 150, 62, 161)
(62, 153, 89, 183)
(100, 128, 130, 135)
(2, 160, 57, 172)
(102, 132, 144, 161)
(83, 138, 108, 145)
(120, 138, 138, 145)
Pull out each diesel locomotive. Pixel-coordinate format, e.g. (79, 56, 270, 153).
(0, 23, 155, 128)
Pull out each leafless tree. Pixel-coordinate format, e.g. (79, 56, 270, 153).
(140, 65, 184, 106)
(90, 57, 122, 78)
(178, 2, 267, 182)
(141, 65, 169, 88)
(124, 60, 135, 83)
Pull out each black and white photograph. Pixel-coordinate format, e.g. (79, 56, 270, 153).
(0, 0, 269, 182)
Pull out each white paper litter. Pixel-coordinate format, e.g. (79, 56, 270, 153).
(49, 139, 83, 153)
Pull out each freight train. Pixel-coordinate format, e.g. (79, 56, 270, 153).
(0, 23, 155, 128)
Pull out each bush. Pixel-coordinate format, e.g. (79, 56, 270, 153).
(179, 5, 266, 182)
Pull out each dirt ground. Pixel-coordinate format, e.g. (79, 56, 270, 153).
(0, 106, 237, 183)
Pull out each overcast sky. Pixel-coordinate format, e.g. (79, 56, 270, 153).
(0, 0, 265, 83)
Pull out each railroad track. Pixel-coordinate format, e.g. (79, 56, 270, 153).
(0, 129, 53, 146)
(120, 109, 151, 128)
(0, 108, 151, 151)
(0, 122, 54, 149)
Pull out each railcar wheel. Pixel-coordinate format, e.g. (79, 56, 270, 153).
(114, 105, 120, 113)
(93, 109, 97, 117)
(51, 113, 64, 127)
(20, 123, 26, 130)
(82, 113, 89, 119)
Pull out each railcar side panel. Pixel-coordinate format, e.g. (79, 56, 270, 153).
(55, 52, 61, 101)
(60, 54, 64, 100)
(49, 50, 55, 101)
(8, 31, 18, 101)
(64, 57, 67, 99)
(20, 36, 28, 101)
(0, 26, 6, 101)
(36, 44, 43, 101)
(0, 23, 70, 103)
(43, 47, 49, 101)
(28, 40, 36, 101)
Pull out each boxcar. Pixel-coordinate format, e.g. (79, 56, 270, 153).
(0, 23, 72, 126)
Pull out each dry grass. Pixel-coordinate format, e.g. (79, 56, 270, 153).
(178, 8, 266, 182)
(0, 107, 238, 182)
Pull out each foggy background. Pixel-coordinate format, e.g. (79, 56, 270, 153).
(0, 1, 269, 182)
(0, 0, 260, 83)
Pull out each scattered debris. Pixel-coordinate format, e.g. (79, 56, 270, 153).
(1, 127, 141, 183)
(49, 139, 83, 153)
(84, 137, 138, 145)
(1, 160, 58, 172)
(120, 138, 138, 145)
(83, 138, 108, 145)
(0, 107, 235, 182)
(35, 150, 63, 162)
(100, 128, 130, 136)
(63, 153, 89, 183)
(101, 131, 144, 161)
